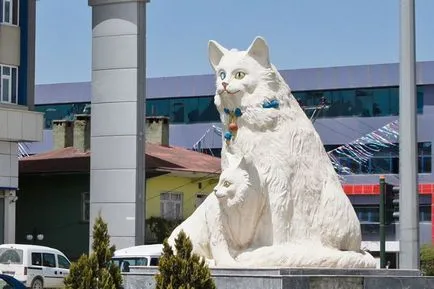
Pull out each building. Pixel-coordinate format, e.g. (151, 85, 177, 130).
(16, 116, 220, 260)
(30, 61, 434, 266)
(0, 0, 43, 243)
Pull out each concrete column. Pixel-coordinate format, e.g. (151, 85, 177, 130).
(0, 142, 18, 244)
(4, 190, 16, 244)
(88, 0, 147, 249)
(399, 0, 419, 269)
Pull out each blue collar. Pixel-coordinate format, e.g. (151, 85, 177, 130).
(223, 99, 280, 116)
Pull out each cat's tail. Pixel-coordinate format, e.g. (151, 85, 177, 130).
(235, 242, 377, 269)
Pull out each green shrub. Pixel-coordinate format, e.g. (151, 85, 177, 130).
(64, 214, 123, 289)
(155, 230, 216, 289)
(421, 244, 434, 276)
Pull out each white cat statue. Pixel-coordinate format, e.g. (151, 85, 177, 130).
(168, 36, 376, 268)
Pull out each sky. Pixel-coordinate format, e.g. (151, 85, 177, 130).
(35, 0, 434, 84)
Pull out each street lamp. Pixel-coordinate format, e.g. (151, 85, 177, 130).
(26, 228, 44, 244)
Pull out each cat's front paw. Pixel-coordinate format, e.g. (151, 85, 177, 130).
(205, 258, 216, 267)
(216, 258, 239, 268)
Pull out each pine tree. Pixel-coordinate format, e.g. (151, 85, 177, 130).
(64, 214, 123, 289)
(155, 230, 216, 289)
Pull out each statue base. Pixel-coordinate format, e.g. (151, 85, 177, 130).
(123, 267, 434, 289)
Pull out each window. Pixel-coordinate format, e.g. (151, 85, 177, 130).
(0, 0, 19, 25)
(112, 257, 148, 268)
(0, 65, 18, 104)
(354, 206, 379, 223)
(57, 255, 70, 269)
(160, 192, 182, 220)
(150, 257, 159, 266)
(42, 253, 56, 268)
(293, 86, 424, 119)
(420, 205, 431, 222)
(419, 142, 432, 174)
(81, 192, 90, 222)
(0, 248, 23, 264)
(146, 96, 220, 124)
(31, 253, 42, 266)
(195, 193, 207, 208)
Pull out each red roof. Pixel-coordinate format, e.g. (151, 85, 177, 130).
(19, 143, 221, 175)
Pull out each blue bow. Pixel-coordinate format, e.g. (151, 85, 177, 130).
(262, 99, 280, 109)
(224, 108, 242, 117)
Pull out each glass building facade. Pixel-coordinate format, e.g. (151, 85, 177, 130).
(35, 85, 425, 129)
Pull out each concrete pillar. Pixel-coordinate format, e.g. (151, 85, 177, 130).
(0, 141, 18, 244)
(4, 190, 16, 244)
(88, 0, 147, 249)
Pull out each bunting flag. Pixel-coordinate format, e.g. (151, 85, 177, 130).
(327, 120, 399, 176)
(193, 120, 400, 180)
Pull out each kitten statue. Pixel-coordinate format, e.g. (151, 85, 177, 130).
(167, 154, 271, 266)
(206, 36, 376, 268)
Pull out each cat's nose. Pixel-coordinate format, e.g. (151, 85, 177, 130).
(222, 82, 228, 89)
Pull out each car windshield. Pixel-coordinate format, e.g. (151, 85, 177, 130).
(111, 257, 149, 272)
(0, 248, 24, 264)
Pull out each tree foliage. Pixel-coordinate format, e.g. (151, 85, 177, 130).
(155, 230, 216, 289)
(64, 214, 123, 289)
(421, 244, 434, 276)
(147, 217, 183, 243)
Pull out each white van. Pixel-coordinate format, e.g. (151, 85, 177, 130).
(112, 244, 163, 272)
(0, 244, 71, 289)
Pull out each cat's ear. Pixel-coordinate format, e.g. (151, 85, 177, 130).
(238, 156, 252, 170)
(226, 153, 241, 168)
(208, 40, 228, 71)
(247, 36, 270, 68)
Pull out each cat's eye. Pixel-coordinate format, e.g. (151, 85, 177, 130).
(234, 71, 246, 80)
(219, 71, 226, 80)
(223, 181, 231, 188)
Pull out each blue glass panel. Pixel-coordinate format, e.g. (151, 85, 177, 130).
(340, 89, 356, 116)
(170, 98, 185, 123)
(371, 87, 391, 116)
(183, 97, 199, 123)
(198, 96, 219, 122)
(35, 103, 89, 129)
(389, 87, 399, 115)
(146, 99, 170, 118)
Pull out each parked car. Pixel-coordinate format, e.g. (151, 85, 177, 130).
(111, 244, 163, 272)
(0, 274, 27, 289)
(0, 244, 71, 289)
